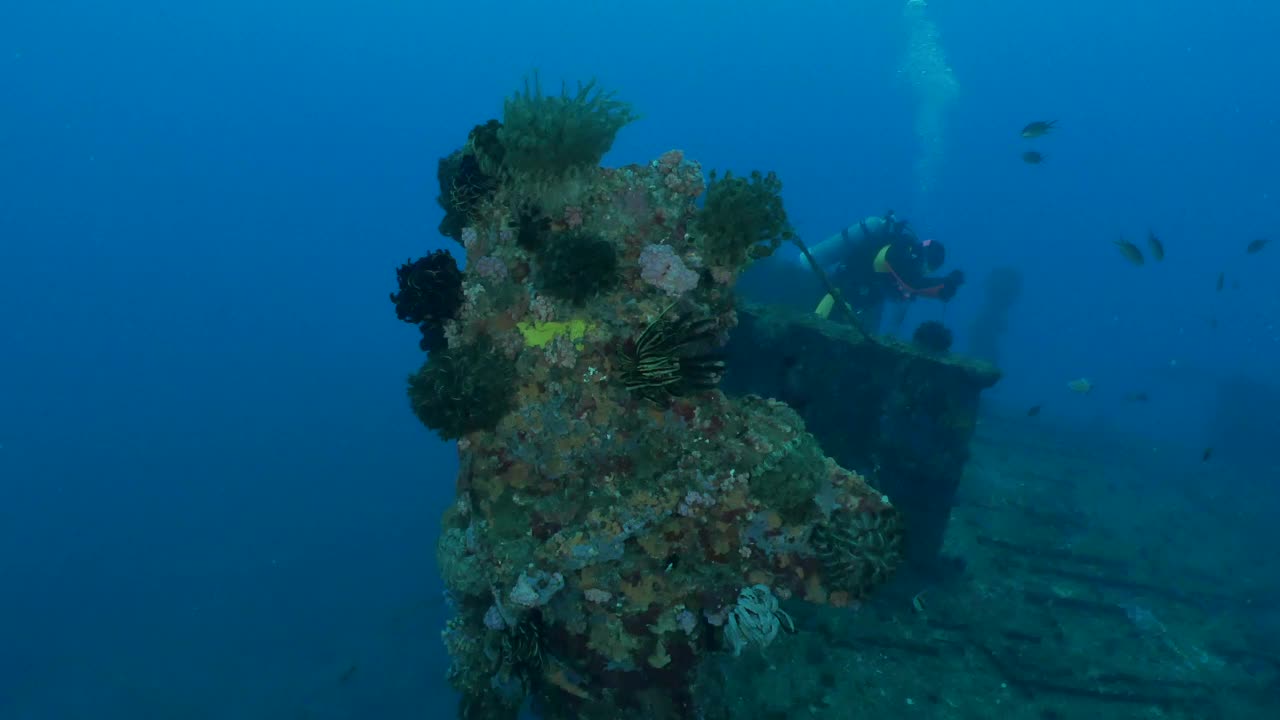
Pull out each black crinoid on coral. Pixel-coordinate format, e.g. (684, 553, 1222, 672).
(390, 250, 464, 353)
(619, 304, 726, 402)
(696, 169, 796, 267)
(534, 230, 618, 305)
(407, 335, 516, 440)
(435, 121, 504, 242)
(912, 320, 954, 354)
(466, 118, 506, 176)
(512, 204, 552, 252)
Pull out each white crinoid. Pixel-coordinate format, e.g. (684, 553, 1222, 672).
(724, 584, 795, 656)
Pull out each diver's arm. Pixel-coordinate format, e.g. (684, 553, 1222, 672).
(914, 271, 965, 301)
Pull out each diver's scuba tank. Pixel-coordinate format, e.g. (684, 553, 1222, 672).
(796, 214, 894, 273)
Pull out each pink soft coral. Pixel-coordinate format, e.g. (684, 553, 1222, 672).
(638, 243, 699, 297)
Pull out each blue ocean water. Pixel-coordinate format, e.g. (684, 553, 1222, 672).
(2, 0, 1277, 717)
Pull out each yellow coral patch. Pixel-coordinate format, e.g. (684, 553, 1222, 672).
(517, 318, 593, 348)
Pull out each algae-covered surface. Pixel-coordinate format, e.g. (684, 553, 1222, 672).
(695, 412, 1280, 719)
(404, 83, 914, 720)
(399, 79, 1276, 720)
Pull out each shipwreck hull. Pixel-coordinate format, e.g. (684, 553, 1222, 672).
(723, 302, 1001, 574)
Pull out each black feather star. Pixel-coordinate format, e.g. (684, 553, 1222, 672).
(619, 304, 725, 401)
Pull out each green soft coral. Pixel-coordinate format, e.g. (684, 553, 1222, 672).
(407, 335, 516, 439)
(498, 73, 638, 180)
(696, 169, 796, 267)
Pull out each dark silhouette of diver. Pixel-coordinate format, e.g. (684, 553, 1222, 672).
(808, 211, 965, 332)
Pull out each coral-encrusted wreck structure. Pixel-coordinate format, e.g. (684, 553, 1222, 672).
(396, 77, 905, 720)
(722, 303, 1000, 574)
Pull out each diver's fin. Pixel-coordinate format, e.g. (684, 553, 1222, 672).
(815, 294, 835, 319)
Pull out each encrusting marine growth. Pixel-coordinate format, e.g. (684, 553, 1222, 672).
(392, 75, 903, 720)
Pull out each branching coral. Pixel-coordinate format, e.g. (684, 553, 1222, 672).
(696, 170, 795, 267)
(498, 73, 637, 180)
(390, 250, 464, 352)
(407, 335, 516, 439)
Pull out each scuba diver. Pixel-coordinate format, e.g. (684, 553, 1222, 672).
(806, 211, 965, 333)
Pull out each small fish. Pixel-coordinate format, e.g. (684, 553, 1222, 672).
(1022, 150, 1044, 164)
(911, 590, 929, 613)
(1124, 391, 1149, 402)
(1021, 120, 1056, 138)
(1201, 447, 1213, 462)
(1027, 404, 1042, 416)
(338, 664, 358, 684)
(1209, 316, 1218, 330)
(1067, 378, 1093, 394)
(1247, 238, 1270, 254)
(1113, 238, 1144, 265)
(1146, 230, 1164, 261)
(1216, 272, 1225, 292)
(1232, 279, 1241, 290)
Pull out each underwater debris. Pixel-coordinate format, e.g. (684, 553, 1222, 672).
(618, 304, 725, 401)
(1021, 120, 1056, 138)
(723, 585, 794, 656)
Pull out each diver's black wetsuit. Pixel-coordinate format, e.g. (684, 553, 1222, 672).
(821, 217, 959, 330)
